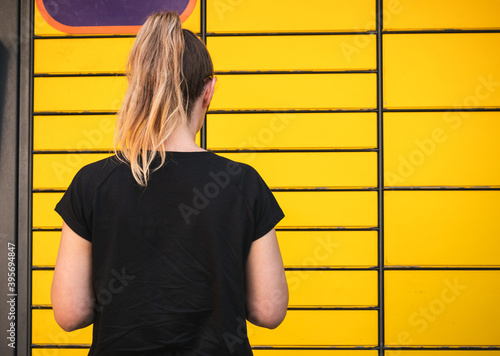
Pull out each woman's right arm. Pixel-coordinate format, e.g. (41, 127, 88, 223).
(245, 227, 288, 329)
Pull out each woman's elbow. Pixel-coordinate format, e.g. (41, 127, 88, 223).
(247, 303, 287, 329)
(249, 308, 287, 329)
(53, 307, 94, 332)
(247, 289, 289, 329)
(52, 294, 95, 332)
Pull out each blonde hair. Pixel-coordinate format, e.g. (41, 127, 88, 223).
(112, 11, 213, 186)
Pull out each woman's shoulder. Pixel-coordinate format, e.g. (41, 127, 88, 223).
(69, 154, 124, 190)
(206, 152, 259, 180)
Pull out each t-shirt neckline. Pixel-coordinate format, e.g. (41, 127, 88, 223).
(149, 150, 213, 160)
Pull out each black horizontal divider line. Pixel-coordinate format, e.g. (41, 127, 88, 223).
(287, 267, 380, 270)
(384, 346, 500, 350)
(30, 345, 500, 350)
(31, 148, 378, 154)
(32, 344, 91, 349)
(32, 265, 500, 271)
(32, 108, 500, 116)
(253, 346, 500, 350)
(32, 187, 500, 193)
(34, 70, 377, 77)
(33, 109, 379, 115)
(34, 34, 139, 39)
(31, 305, 380, 311)
(206, 31, 377, 37)
(252, 347, 380, 351)
(384, 108, 500, 112)
(385, 267, 500, 270)
(31, 262, 500, 272)
(32, 29, 500, 41)
(30, 345, 380, 350)
(212, 70, 377, 74)
(32, 227, 379, 232)
(29, 108, 497, 117)
(207, 29, 500, 36)
(33, 111, 117, 115)
(34, 73, 125, 77)
(32, 188, 378, 193)
(383, 29, 500, 34)
(386, 187, 500, 191)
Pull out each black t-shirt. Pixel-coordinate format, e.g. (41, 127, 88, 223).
(54, 151, 285, 356)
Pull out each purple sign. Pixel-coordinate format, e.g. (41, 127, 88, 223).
(37, 0, 197, 34)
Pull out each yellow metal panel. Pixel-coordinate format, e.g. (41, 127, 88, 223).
(218, 152, 377, 188)
(383, 0, 500, 30)
(278, 231, 378, 268)
(248, 310, 377, 346)
(32, 309, 92, 344)
(287, 271, 377, 307)
(34, 77, 128, 113)
(33, 212, 376, 268)
(34, 115, 199, 150)
(274, 191, 378, 228)
(33, 231, 60, 268)
(384, 112, 500, 187)
(385, 270, 500, 346)
(208, 35, 376, 71)
(34, 154, 112, 190)
(33, 350, 90, 356)
(385, 191, 500, 266)
(211, 74, 377, 111)
(34, 115, 116, 151)
(33, 270, 53, 306)
(33, 192, 64, 229)
(34, 192, 377, 229)
(35, 38, 134, 74)
(255, 352, 377, 356)
(384, 33, 500, 109)
(35, 0, 200, 36)
(35, 74, 376, 112)
(207, 113, 377, 150)
(206, 0, 375, 33)
(33, 270, 378, 308)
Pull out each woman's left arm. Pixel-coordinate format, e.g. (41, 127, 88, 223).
(51, 221, 95, 332)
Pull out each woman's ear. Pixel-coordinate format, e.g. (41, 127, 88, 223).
(202, 76, 217, 108)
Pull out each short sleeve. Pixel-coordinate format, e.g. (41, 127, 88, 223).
(245, 166, 285, 241)
(54, 167, 93, 242)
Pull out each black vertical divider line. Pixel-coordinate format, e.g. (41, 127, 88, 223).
(18, 0, 34, 353)
(376, 0, 385, 354)
(28, 0, 34, 353)
(200, 0, 207, 149)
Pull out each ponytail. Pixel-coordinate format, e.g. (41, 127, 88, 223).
(112, 11, 213, 187)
